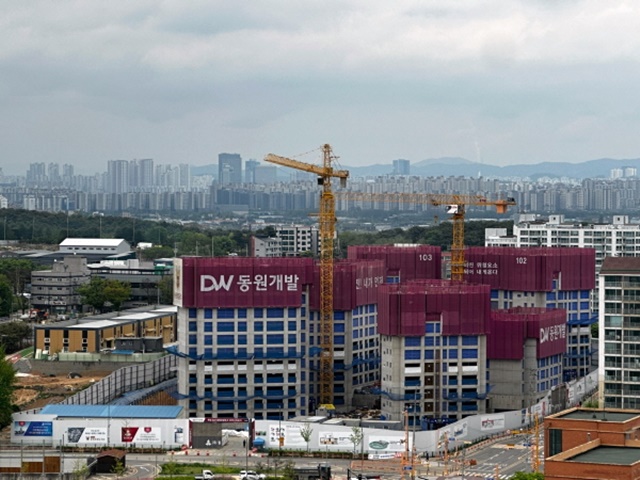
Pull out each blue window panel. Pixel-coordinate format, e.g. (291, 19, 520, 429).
(405, 350, 420, 360)
(405, 337, 421, 347)
(353, 318, 359, 327)
(218, 322, 234, 332)
(204, 335, 213, 345)
(581, 290, 590, 298)
(287, 308, 297, 318)
(218, 309, 234, 318)
(204, 322, 213, 332)
(217, 335, 234, 345)
(189, 322, 197, 332)
(288, 321, 297, 331)
(204, 376, 213, 384)
(442, 337, 447, 346)
(238, 309, 247, 318)
(218, 347, 234, 357)
(354, 330, 360, 339)
(301, 333, 306, 342)
(204, 348, 213, 357)
(571, 302, 578, 310)
(204, 309, 213, 319)
(188, 347, 197, 357)
(369, 305, 376, 313)
(335, 335, 345, 345)
(255, 308, 264, 318)
(368, 326, 375, 336)
(288, 334, 297, 343)
(462, 348, 478, 359)
(188, 334, 198, 345)
(189, 308, 197, 318)
(301, 320, 306, 329)
(237, 348, 247, 358)
(547, 303, 556, 309)
(449, 349, 458, 359)
(462, 336, 478, 346)
(448, 378, 458, 386)
(580, 302, 589, 310)
(301, 307, 306, 316)
(254, 335, 264, 345)
(267, 321, 284, 332)
(267, 334, 284, 344)
(425, 350, 434, 360)
(238, 322, 247, 332)
(580, 312, 589, 320)
(335, 323, 345, 333)
(491, 290, 499, 299)
(448, 337, 458, 346)
(238, 335, 247, 345)
(442, 351, 447, 359)
(335, 311, 345, 320)
(267, 308, 284, 318)
(255, 321, 264, 332)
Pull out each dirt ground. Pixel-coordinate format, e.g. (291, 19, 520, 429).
(13, 372, 109, 410)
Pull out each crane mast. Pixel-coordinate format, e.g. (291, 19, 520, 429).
(265, 144, 348, 407)
(335, 192, 515, 281)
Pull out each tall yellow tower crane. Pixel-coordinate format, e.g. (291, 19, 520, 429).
(336, 192, 515, 281)
(265, 144, 349, 407)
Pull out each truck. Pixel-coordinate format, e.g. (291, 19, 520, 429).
(194, 470, 215, 480)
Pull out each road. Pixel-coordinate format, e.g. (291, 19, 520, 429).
(66, 433, 545, 480)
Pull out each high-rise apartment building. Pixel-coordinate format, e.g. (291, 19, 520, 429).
(218, 153, 242, 184)
(392, 159, 410, 175)
(245, 159, 259, 184)
(106, 160, 130, 194)
(598, 257, 640, 409)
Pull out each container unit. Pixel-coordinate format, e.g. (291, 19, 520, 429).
(465, 247, 596, 380)
(488, 307, 567, 411)
(377, 280, 491, 427)
(347, 244, 441, 283)
(309, 259, 386, 409)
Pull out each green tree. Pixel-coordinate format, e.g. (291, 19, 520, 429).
(349, 426, 364, 459)
(0, 321, 32, 353)
(509, 472, 544, 480)
(103, 280, 131, 311)
(0, 275, 13, 317)
(111, 457, 126, 478)
(591, 322, 598, 338)
(0, 346, 17, 428)
(71, 459, 89, 480)
(299, 423, 313, 453)
(158, 275, 174, 305)
(78, 277, 131, 312)
(77, 277, 107, 312)
(139, 245, 174, 261)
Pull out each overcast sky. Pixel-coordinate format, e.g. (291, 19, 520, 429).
(2, 1, 640, 175)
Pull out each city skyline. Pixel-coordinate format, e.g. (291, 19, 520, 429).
(2, 3, 640, 174)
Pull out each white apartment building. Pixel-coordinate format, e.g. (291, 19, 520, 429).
(251, 225, 319, 257)
(598, 257, 640, 410)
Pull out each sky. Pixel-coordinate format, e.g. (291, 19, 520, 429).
(2, 1, 640, 175)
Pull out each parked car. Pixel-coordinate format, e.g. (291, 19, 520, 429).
(240, 470, 266, 480)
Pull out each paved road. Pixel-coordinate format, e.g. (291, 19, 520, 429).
(66, 433, 545, 480)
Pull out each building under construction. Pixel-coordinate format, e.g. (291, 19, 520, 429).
(170, 245, 595, 426)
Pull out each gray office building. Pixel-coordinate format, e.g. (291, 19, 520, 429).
(218, 153, 243, 184)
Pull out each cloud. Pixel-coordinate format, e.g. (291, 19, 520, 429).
(1, 0, 640, 173)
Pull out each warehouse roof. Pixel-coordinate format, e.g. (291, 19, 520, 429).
(60, 238, 128, 247)
(39, 404, 183, 419)
(601, 257, 640, 273)
(554, 409, 640, 422)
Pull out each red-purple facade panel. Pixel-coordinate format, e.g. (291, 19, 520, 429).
(347, 245, 441, 281)
(310, 260, 386, 311)
(488, 307, 567, 360)
(465, 247, 596, 291)
(378, 280, 491, 337)
(487, 316, 526, 360)
(176, 257, 314, 308)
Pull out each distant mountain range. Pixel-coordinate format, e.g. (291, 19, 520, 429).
(192, 157, 640, 180)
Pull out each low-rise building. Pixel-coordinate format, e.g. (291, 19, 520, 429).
(30, 256, 91, 315)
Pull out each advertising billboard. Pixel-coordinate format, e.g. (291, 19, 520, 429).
(13, 421, 52, 437)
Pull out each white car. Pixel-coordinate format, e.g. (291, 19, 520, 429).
(240, 470, 266, 480)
